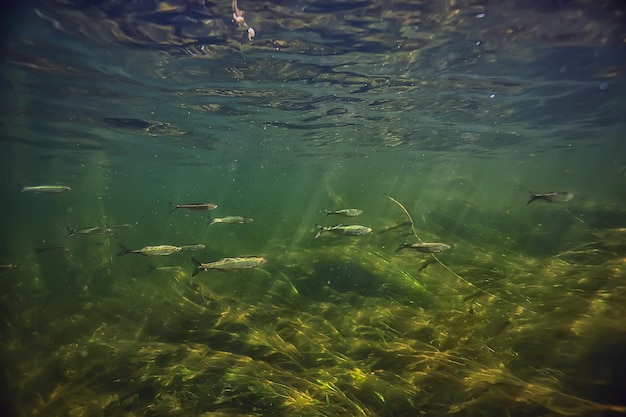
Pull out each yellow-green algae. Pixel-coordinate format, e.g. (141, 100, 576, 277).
(3, 203, 626, 417)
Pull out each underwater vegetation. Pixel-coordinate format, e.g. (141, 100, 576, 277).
(1, 196, 625, 417)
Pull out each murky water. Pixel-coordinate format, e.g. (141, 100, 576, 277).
(1, 1, 625, 416)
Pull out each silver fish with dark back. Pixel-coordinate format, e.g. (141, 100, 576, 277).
(149, 265, 184, 272)
(36, 246, 70, 254)
(17, 183, 71, 193)
(118, 244, 182, 256)
(0, 264, 20, 273)
(527, 191, 574, 205)
(395, 240, 450, 253)
(67, 226, 113, 236)
(323, 208, 363, 217)
(208, 216, 253, 225)
(191, 256, 266, 276)
(169, 202, 218, 214)
(180, 244, 206, 252)
(315, 224, 372, 238)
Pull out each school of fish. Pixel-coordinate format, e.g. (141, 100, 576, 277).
(8, 184, 574, 279)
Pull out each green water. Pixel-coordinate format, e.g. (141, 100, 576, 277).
(1, 1, 626, 416)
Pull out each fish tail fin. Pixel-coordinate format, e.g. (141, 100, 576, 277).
(16, 182, 24, 192)
(191, 258, 201, 276)
(526, 195, 538, 205)
(322, 209, 330, 217)
(168, 203, 178, 214)
(314, 224, 323, 239)
(206, 216, 214, 226)
(117, 244, 131, 256)
(394, 239, 405, 253)
(67, 226, 75, 236)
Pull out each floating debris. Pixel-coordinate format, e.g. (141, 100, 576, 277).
(231, 0, 255, 41)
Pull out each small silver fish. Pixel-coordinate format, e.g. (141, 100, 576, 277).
(36, 246, 70, 254)
(180, 244, 206, 252)
(109, 224, 133, 229)
(67, 226, 113, 236)
(0, 264, 20, 273)
(395, 241, 450, 253)
(18, 183, 71, 193)
(118, 244, 182, 256)
(208, 216, 253, 225)
(315, 224, 372, 238)
(527, 191, 574, 205)
(149, 265, 184, 272)
(323, 208, 363, 217)
(191, 256, 266, 276)
(169, 202, 218, 214)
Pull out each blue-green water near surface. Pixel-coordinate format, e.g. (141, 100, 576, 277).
(1, 1, 626, 416)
